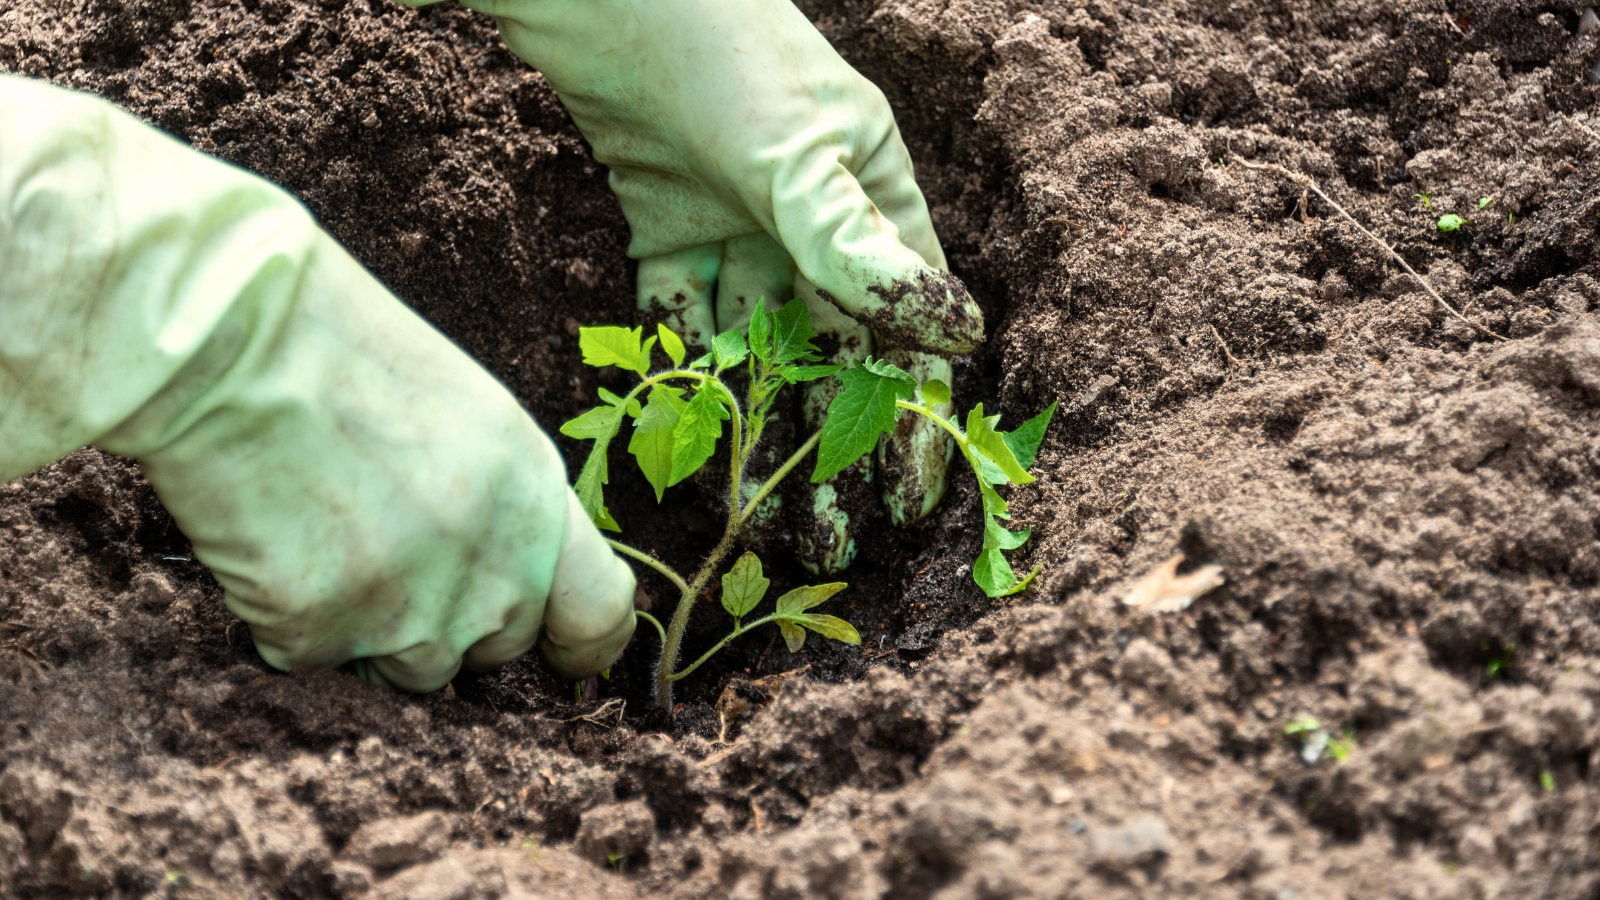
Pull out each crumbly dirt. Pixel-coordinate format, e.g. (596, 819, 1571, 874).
(6, 0, 1600, 897)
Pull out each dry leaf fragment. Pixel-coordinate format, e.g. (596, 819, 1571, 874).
(1121, 553, 1225, 613)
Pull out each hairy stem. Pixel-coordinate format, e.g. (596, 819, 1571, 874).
(654, 375, 748, 711)
(666, 614, 779, 682)
(606, 539, 689, 595)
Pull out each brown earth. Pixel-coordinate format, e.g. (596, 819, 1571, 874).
(5, 0, 1600, 896)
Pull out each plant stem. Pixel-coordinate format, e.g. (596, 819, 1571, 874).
(634, 610, 666, 644)
(737, 429, 823, 529)
(653, 374, 750, 711)
(666, 614, 779, 682)
(654, 523, 739, 710)
(605, 539, 690, 595)
(896, 401, 968, 447)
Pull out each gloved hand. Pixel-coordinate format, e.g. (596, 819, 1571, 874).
(0, 75, 635, 692)
(400, 0, 986, 571)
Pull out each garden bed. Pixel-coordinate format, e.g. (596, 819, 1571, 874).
(4, 0, 1600, 896)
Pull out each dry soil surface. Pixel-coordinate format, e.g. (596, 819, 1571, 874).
(6, 0, 1600, 897)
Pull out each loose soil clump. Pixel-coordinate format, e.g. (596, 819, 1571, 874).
(5, 0, 1600, 897)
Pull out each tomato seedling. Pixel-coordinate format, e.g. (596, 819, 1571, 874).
(562, 299, 1052, 709)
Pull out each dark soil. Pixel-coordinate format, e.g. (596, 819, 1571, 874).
(6, 0, 1600, 896)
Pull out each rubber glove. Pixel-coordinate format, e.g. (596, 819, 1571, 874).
(397, 0, 985, 571)
(0, 75, 635, 692)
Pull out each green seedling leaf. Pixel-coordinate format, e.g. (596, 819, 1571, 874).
(712, 329, 748, 370)
(669, 386, 730, 484)
(977, 478, 1010, 519)
(1437, 213, 1468, 233)
(657, 323, 686, 368)
(1002, 401, 1056, 470)
(772, 298, 823, 363)
(597, 387, 641, 417)
(628, 386, 687, 501)
(1478, 196, 1493, 209)
(1540, 769, 1555, 792)
(689, 352, 713, 369)
(973, 547, 1017, 597)
(1327, 730, 1357, 763)
(967, 404, 1035, 485)
(560, 404, 626, 440)
(774, 582, 848, 616)
(1284, 715, 1322, 736)
(748, 301, 773, 363)
(782, 364, 844, 383)
(794, 614, 860, 644)
(573, 449, 620, 532)
(920, 379, 951, 407)
(721, 551, 770, 619)
(812, 361, 916, 483)
(985, 517, 1032, 551)
(580, 326, 651, 374)
(778, 619, 808, 653)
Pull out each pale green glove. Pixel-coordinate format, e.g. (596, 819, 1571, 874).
(399, 0, 983, 570)
(0, 75, 635, 692)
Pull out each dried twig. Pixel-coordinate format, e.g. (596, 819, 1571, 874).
(1232, 157, 1507, 342)
(1209, 323, 1241, 374)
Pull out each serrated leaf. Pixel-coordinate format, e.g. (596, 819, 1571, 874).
(983, 517, 1032, 551)
(796, 614, 861, 645)
(579, 326, 650, 373)
(720, 551, 770, 619)
(772, 298, 823, 364)
(861, 357, 916, 384)
(973, 547, 1017, 597)
(774, 582, 848, 616)
(920, 379, 951, 407)
(1002, 402, 1056, 470)
(967, 403, 1035, 485)
(748, 301, 773, 364)
(689, 352, 713, 369)
(669, 386, 730, 484)
(573, 447, 620, 532)
(781, 364, 844, 383)
(560, 404, 625, 440)
(712, 330, 748, 370)
(628, 386, 687, 501)
(812, 362, 915, 483)
(778, 619, 807, 653)
(657, 323, 686, 367)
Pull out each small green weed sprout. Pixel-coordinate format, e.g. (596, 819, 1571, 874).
(563, 299, 1053, 708)
(1486, 640, 1515, 679)
(1540, 769, 1556, 792)
(1478, 196, 1494, 209)
(1285, 715, 1355, 764)
(1437, 213, 1469, 233)
(1414, 192, 1432, 210)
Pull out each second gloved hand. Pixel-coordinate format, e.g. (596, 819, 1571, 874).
(0, 75, 635, 692)
(398, 0, 986, 572)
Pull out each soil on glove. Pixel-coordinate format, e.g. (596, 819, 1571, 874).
(7, 0, 1600, 896)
